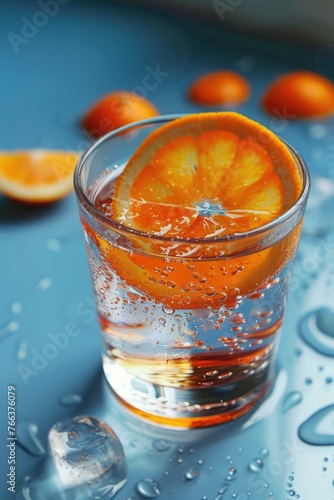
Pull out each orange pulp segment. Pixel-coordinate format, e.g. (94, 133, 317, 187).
(188, 71, 250, 106)
(0, 150, 80, 203)
(92, 112, 303, 308)
(263, 71, 334, 119)
(82, 91, 159, 138)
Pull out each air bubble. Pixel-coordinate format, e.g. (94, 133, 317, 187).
(162, 305, 174, 315)
(205, 287, 215, 296)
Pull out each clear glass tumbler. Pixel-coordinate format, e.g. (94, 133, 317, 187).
(74, 115, 310, 428)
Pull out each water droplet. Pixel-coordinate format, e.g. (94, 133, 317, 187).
(59, 394, 83, 406)
(282, 391, 303, 413)
(217, 484, 228, 496)
(305, 377, 313, 385)
(0, 320, 19, 340)
(299, 308, 334, 356)
(136, 478, 161, 498)
(12, 302, 22, 314)
(198, 458, 204, 465)
(287, 489, 296, 497)
(17, 340, 28, 360)
(162, 305, 174, 315)
(309, 124, 328, 140)
(47, 238, 62, 251)
(261, 448, 269, 457)
(37, 277, 53, 291)
(298, 404, 334, 445)
(325, 377, 333, 384)
(17, 422, 45, 456)
(185, 468, 199, 480)
(21, 476, 32, 500)
(248, 458, 264, 472)
(153, 439, 172, 452)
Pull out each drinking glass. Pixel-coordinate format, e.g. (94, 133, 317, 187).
(74, 115, 310, 428)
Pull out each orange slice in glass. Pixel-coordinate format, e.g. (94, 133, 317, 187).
(94, 112, 303, 308)
(0, 150, 79, 203)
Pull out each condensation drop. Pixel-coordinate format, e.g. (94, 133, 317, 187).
(136, 478, 161, 498)
(282, 391, 303, 413)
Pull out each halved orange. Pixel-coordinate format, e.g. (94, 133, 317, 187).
(188, 71, 250, 106)
(0, 150, 79, 203)
(82, 91, 159, 138)
(263, 71, 334, 119)
(91, 112, 303, 308)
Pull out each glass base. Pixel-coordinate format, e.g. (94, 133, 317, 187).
(102, 354, 272, 429)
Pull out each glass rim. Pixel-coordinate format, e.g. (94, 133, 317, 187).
(74, 113, 311, 245)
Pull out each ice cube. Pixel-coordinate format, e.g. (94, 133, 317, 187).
(48, 415, 127, 499)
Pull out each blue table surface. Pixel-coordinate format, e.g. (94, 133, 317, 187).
(1, 1, 334, 499)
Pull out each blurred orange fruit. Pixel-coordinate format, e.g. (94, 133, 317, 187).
(188, 71, 250, 106)
(263, 71, 334, 118)
(88, 112, 303, 308)
(82, 91, 159, 138)
(0, 150, 79, 203)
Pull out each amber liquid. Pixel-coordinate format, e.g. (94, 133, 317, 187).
(84, 170, 300, 428)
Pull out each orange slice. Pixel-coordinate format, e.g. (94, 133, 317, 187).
(263, 71, 334, 119)
(188, 71, 250, 106)
(0, 150, 79, 203)
(92, 112, 303, 308)
(82, 91, 159, 138)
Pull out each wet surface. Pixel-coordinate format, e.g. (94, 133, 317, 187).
(1, 1, 334, 498)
